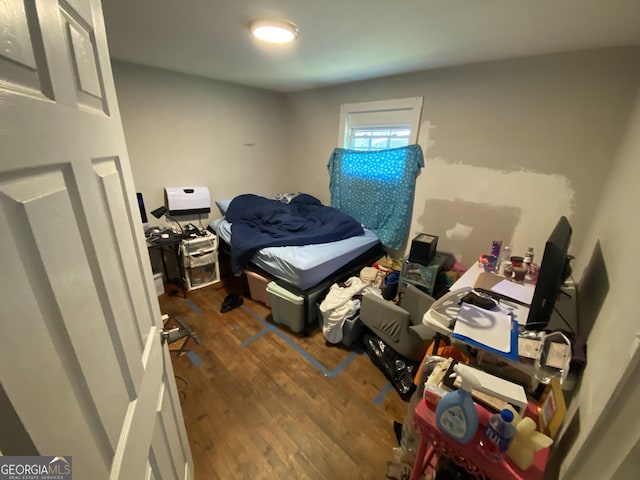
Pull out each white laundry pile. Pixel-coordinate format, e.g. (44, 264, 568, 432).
(319, 276, 382, 344)
(359, 266, 386, 289)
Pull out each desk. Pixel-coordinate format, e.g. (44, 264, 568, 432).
(442, 263, 577, 332)
(422, 263, 578, 390)
(147, 234, 185, 295)
(451, 263, 533, 322)
(410, 398, 548, 480)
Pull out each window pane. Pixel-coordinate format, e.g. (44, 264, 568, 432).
(389, 138, 409, 148)
(352, 137, 370, 149)
(371, 137, 389, 149)
(371, 130, 389, 137)
(393, 129, 411, 137)
(348, 125, 413, 151)
(353, 130, 371, 138)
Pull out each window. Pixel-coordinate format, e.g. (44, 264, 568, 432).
(338, 97, 423, 151)
(331, 98, 424, 249)
(350, 126, 411, 150)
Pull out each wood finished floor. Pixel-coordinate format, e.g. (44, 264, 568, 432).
(159, 279, 409, 479)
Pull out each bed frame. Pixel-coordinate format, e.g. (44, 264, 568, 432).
(215, 235, 386, 332)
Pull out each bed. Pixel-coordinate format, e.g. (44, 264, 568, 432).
(208, 194, 385, 331)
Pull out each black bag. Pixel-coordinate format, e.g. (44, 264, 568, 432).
(363, 332, 417, 399)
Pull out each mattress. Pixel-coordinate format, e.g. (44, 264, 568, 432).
(210, 218, 381, 290)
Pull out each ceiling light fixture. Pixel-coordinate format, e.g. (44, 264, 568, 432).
(249, 19, 299, 44)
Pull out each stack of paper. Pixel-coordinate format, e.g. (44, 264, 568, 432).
(453, 303, 512, 352)
(459, 364, 528, 413)
(452, 303, 519, 361)
(474, 272, 534, 306)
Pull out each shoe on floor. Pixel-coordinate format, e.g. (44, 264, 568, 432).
(221, 294, 243, 313)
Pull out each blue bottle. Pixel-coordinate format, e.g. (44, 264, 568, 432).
(435, 365, 481, 444)
(480, 408, 517, 461)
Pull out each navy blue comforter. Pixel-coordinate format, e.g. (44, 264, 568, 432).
(225, 194, 364, 273)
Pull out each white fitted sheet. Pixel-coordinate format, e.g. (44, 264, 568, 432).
(210, 218, 380, 290)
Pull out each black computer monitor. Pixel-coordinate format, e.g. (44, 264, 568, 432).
(525, 216, 573, 331)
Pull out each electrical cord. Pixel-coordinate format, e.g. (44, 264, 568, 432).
(524, 296, 576, 334)
(555, 274, 578, 335)
(571, 272, 579, 316)
(165, 214, 184, 235)
(518, 320, 552, 332)
(553, 303, 576, 334)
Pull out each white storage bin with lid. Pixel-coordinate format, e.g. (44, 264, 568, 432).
(266, 281, 305, 333)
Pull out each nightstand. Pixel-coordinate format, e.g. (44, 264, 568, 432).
(399, 252, 450, 296)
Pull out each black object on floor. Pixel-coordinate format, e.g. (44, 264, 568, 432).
(363, 332, 417, 399)
(221, 294, 243, 313)
(393, 421, 403, 445)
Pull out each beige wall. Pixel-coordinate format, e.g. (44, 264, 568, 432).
(560, 83, 640, 479)
(112, 61, 288, 227)
(285, 48, 640, 265)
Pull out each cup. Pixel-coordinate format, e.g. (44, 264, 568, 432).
(510, 256, 524, 268)
(512, 266, 527, 283)
(529, 263, 540, 284)
(502, 261, 513, 278)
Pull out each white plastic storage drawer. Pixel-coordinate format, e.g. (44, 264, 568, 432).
(184, 249, 217, 268)
(266, 281, 305, 333)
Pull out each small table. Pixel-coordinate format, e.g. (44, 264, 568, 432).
(410, 398, 548, 480)
(147, 233, 186, 296)
(400, 252, 450, 296)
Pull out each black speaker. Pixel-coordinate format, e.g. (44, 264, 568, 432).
(408, 233, 438, 266)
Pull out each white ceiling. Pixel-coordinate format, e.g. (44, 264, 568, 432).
(102, 0, 640, 93)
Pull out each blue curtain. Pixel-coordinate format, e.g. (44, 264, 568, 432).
(327, 144, 424, 249)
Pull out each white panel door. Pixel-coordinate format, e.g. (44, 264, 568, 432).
(0, 0, 193, 478)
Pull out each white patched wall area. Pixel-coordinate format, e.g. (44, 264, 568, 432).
(410, 120, 576, 267)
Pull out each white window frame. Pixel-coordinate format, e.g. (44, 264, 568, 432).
(338, 97, 423, 149)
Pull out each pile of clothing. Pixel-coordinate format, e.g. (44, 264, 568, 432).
(319, 263, 399, 344)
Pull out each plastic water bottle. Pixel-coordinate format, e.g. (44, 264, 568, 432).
(480, 408, 516, 461)
(525, 247, 534, 264)
(499, 246, 511, 275)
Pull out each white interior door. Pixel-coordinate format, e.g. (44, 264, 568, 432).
(0, 0, 193, 478)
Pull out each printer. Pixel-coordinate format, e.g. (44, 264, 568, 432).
(164, 186, 211, 216)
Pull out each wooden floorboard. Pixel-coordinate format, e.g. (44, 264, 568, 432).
(159, 278, 409, 479)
